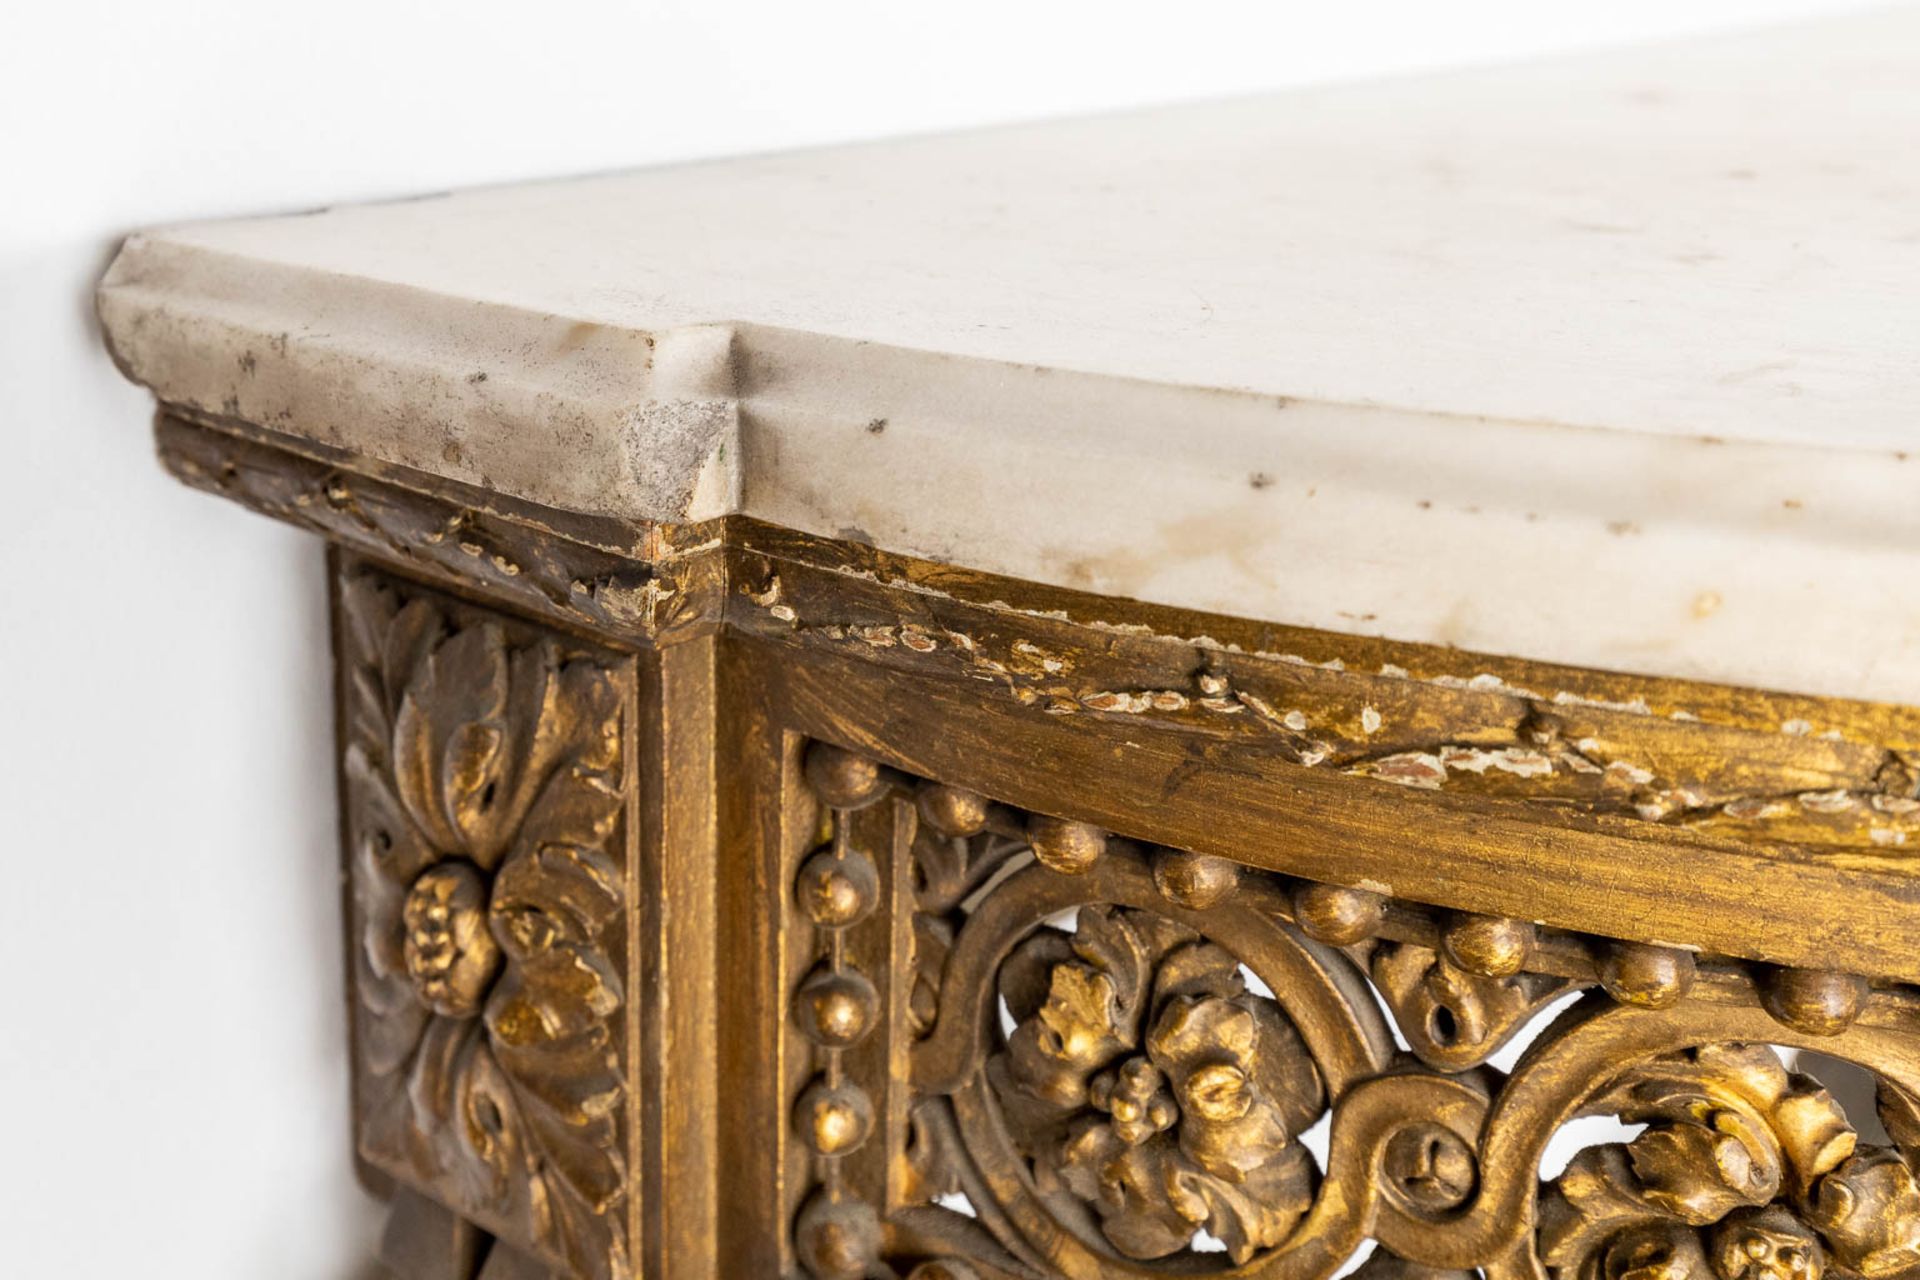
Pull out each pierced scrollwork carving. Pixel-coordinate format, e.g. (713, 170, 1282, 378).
(790, 742, 1920, 1280)
(341, 571, 631, 1280)
(911, 796, 1029, 1042)
(1365, 939, 1575, 1071)
(1540, 1044, 1920, 1280)
(993, 906, 1325, 1263)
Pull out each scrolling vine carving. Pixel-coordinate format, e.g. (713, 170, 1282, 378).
(1364, 939, 1574, 1072)
(341, 572, 631, 1280)
(791, 742, 1920, 1280)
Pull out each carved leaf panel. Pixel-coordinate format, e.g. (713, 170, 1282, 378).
(340, 568, 634, 1280)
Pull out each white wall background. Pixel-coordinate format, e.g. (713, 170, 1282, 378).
(0, 2, 1885, 1275)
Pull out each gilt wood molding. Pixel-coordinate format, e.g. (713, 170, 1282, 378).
(165, 409, 1920, 988)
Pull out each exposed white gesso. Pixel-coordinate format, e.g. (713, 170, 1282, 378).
(0, 2, 1881, 1274)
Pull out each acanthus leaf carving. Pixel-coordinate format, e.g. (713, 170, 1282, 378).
(1809, 1147, 1920, 1277)
(342, 572, 630, 1280)
(1537, 1043, 1920, 1280)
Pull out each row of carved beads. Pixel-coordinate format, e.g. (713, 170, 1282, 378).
(899, 770, 1874, 1040)
(794, 749, 884, 1146)
(795, 746, 1010, 1280)
(793, 746, 894, 1280)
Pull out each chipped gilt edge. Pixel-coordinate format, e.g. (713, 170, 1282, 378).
(155, 411, 1920, 964)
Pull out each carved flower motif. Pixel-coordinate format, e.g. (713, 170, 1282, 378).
(401, 860, 502, 1017)
(991, 906, 1325, 1265)
(1540, 1044, 1920, 1280)
(341, 576, 629, 1280)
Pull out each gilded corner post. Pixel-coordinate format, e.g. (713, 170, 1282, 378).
(333, 555, 727, 1280)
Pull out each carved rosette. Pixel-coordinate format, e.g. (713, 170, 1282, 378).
(993, 906, 1325, 1264)
(340, 572, 630, 1280)
(1541, 1045, 1920, 1280)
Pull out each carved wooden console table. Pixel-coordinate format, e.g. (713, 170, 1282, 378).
(98, 13, 1920, 1280)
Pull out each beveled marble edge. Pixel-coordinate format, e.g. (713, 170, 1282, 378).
(99, 232, 1920, 708)
(99, 235, 742, 519)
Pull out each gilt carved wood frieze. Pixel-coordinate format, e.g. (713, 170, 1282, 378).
(142, 414, 1920, 1280)
(787, 743, 1920, 1280)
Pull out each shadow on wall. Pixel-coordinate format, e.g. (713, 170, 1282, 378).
(0, 234, 383, 1277)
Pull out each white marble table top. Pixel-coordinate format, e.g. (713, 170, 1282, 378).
(100, 9, 1920, 706)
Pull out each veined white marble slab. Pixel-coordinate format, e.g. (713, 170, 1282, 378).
(100, 10, 1920, 706)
